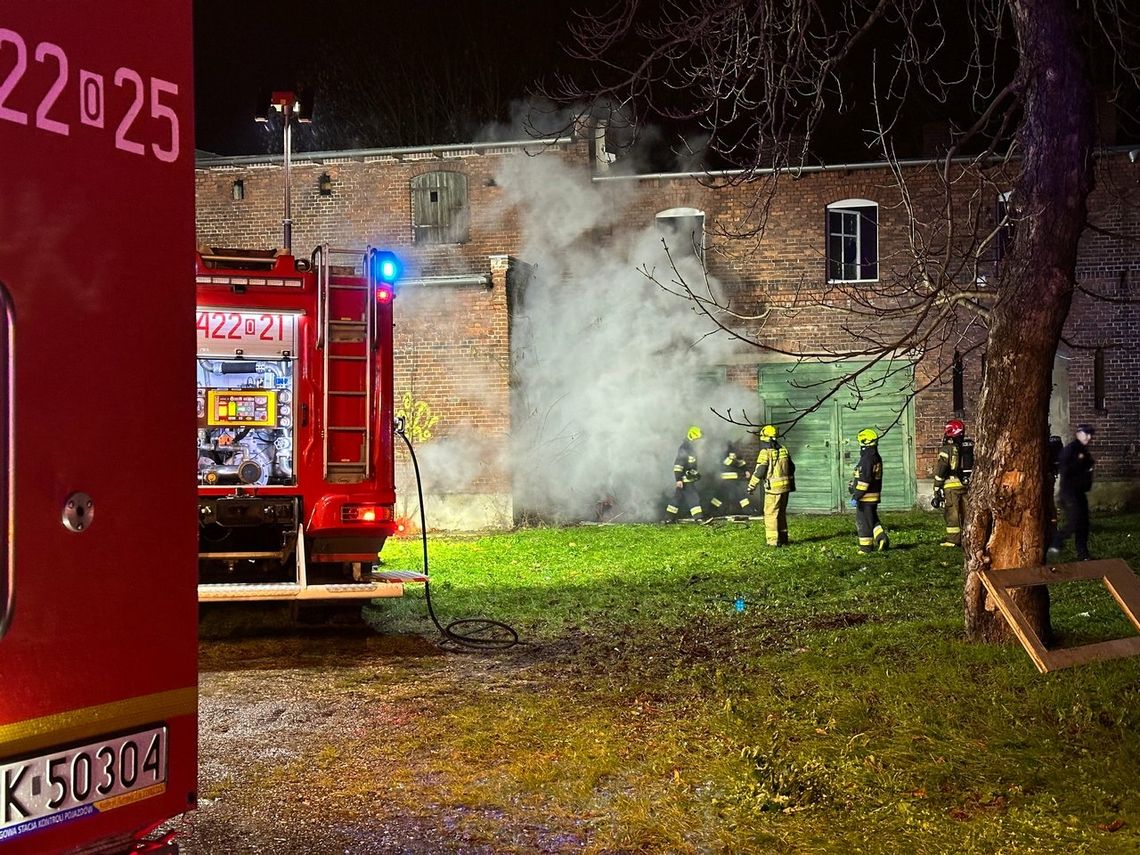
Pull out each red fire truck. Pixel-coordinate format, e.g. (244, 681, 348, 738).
(195, 245, 407, 602)
(0, 3, 197, 853)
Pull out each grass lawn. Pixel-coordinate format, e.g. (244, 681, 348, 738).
(356, 510, 1140, 853)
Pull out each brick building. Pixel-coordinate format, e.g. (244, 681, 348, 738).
(195, 135, 1140, 528)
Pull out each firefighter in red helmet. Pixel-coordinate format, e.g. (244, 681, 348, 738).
(932, 418, 972, 546)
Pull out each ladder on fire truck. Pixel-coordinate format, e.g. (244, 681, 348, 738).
(315, 245, 374, 481)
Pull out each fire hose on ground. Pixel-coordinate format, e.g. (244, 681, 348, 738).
(394, 418, 520, 650)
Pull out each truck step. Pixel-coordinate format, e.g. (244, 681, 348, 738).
(369, 570, 429, 584)
(198, 581, 403, 602)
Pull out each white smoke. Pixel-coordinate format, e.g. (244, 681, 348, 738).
(496, 155, 753, 521)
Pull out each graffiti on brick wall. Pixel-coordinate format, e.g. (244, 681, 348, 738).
(394, 392, 441, 533)
(396, 391, 441, 443)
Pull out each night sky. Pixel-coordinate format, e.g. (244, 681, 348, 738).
(194, 1, 1137, 163)
(193, 0, 593, 155)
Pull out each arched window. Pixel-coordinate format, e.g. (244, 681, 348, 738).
(655, 207, 705, 260)
(412, 171, 469, 244)
(826, 199, 878, 282)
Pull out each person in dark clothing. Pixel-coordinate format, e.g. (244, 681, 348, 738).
(850, 428, 889, 553)
(1048, 424, 1096, 560)
(710, 443, 754, 518)
(665, 425, 705, 522)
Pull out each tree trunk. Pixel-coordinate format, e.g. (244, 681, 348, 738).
(964, 0, 1096, 642)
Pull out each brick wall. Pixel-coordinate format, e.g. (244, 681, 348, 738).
(1069, 156, 1140, 481)
(196, 141, 1140, 523)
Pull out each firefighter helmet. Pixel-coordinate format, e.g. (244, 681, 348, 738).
(944, 418, 965, 438)
(760, 424, 778, 439)
(687, 425, 703, 441)
(857, 428, 879, 446)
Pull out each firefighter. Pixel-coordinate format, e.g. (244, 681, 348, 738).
(932, 418, 970, 547)
(747, 424, 795, 545)
(710, 442, 754, 518)
(850, 428, 889, 553)
(665, 425, 705, 523)
(1048, 423, 1096, 561)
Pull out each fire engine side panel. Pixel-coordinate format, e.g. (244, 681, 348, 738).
(0, 4, 196, 853)
(196, 274, 396, 549)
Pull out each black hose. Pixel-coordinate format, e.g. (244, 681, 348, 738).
(395, 423, 519, 650)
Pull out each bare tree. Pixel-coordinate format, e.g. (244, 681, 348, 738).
(554, 0, 1139, 642)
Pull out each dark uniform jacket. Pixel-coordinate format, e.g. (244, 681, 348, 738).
(673, 440, 700, 484)
(1057, 440, 1094, 496)
(851, 446, 883, 503)
(933, 438, 967, 491)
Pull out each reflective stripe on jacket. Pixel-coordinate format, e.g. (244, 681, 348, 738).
(673, 439, 700, 483)
(720, 451, 748, 480)
(934, 440, 965, 491)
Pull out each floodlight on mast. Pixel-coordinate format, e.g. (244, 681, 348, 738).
(255, 88, 313, 253)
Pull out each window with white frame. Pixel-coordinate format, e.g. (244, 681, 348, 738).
(655, 207, 705, 261)
(826, 199, 878, 282)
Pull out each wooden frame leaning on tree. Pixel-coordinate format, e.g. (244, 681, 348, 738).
(979, 559, 1140, 673)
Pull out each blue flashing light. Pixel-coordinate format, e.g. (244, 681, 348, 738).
(371, 250, 402, 285)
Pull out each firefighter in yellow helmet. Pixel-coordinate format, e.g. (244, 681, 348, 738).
(849, 428, 889, 552)
(665, 425, 705, 523)
(747, 424, 795, 545)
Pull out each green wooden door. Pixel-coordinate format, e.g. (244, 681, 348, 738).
(758, 362, 916, 511)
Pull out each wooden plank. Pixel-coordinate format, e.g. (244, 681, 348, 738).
(983, 558, 1128, 588)
(1103, 567, 1140, 633)
(1042, 636, 1140, 672)
(979, 559, 1140, 673)
(979, 574, 1051, 673)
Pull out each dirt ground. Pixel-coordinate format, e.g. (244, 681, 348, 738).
(170, 611, 593, 855)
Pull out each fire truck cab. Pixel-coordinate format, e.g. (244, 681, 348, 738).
(195, 245, 408, 602)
